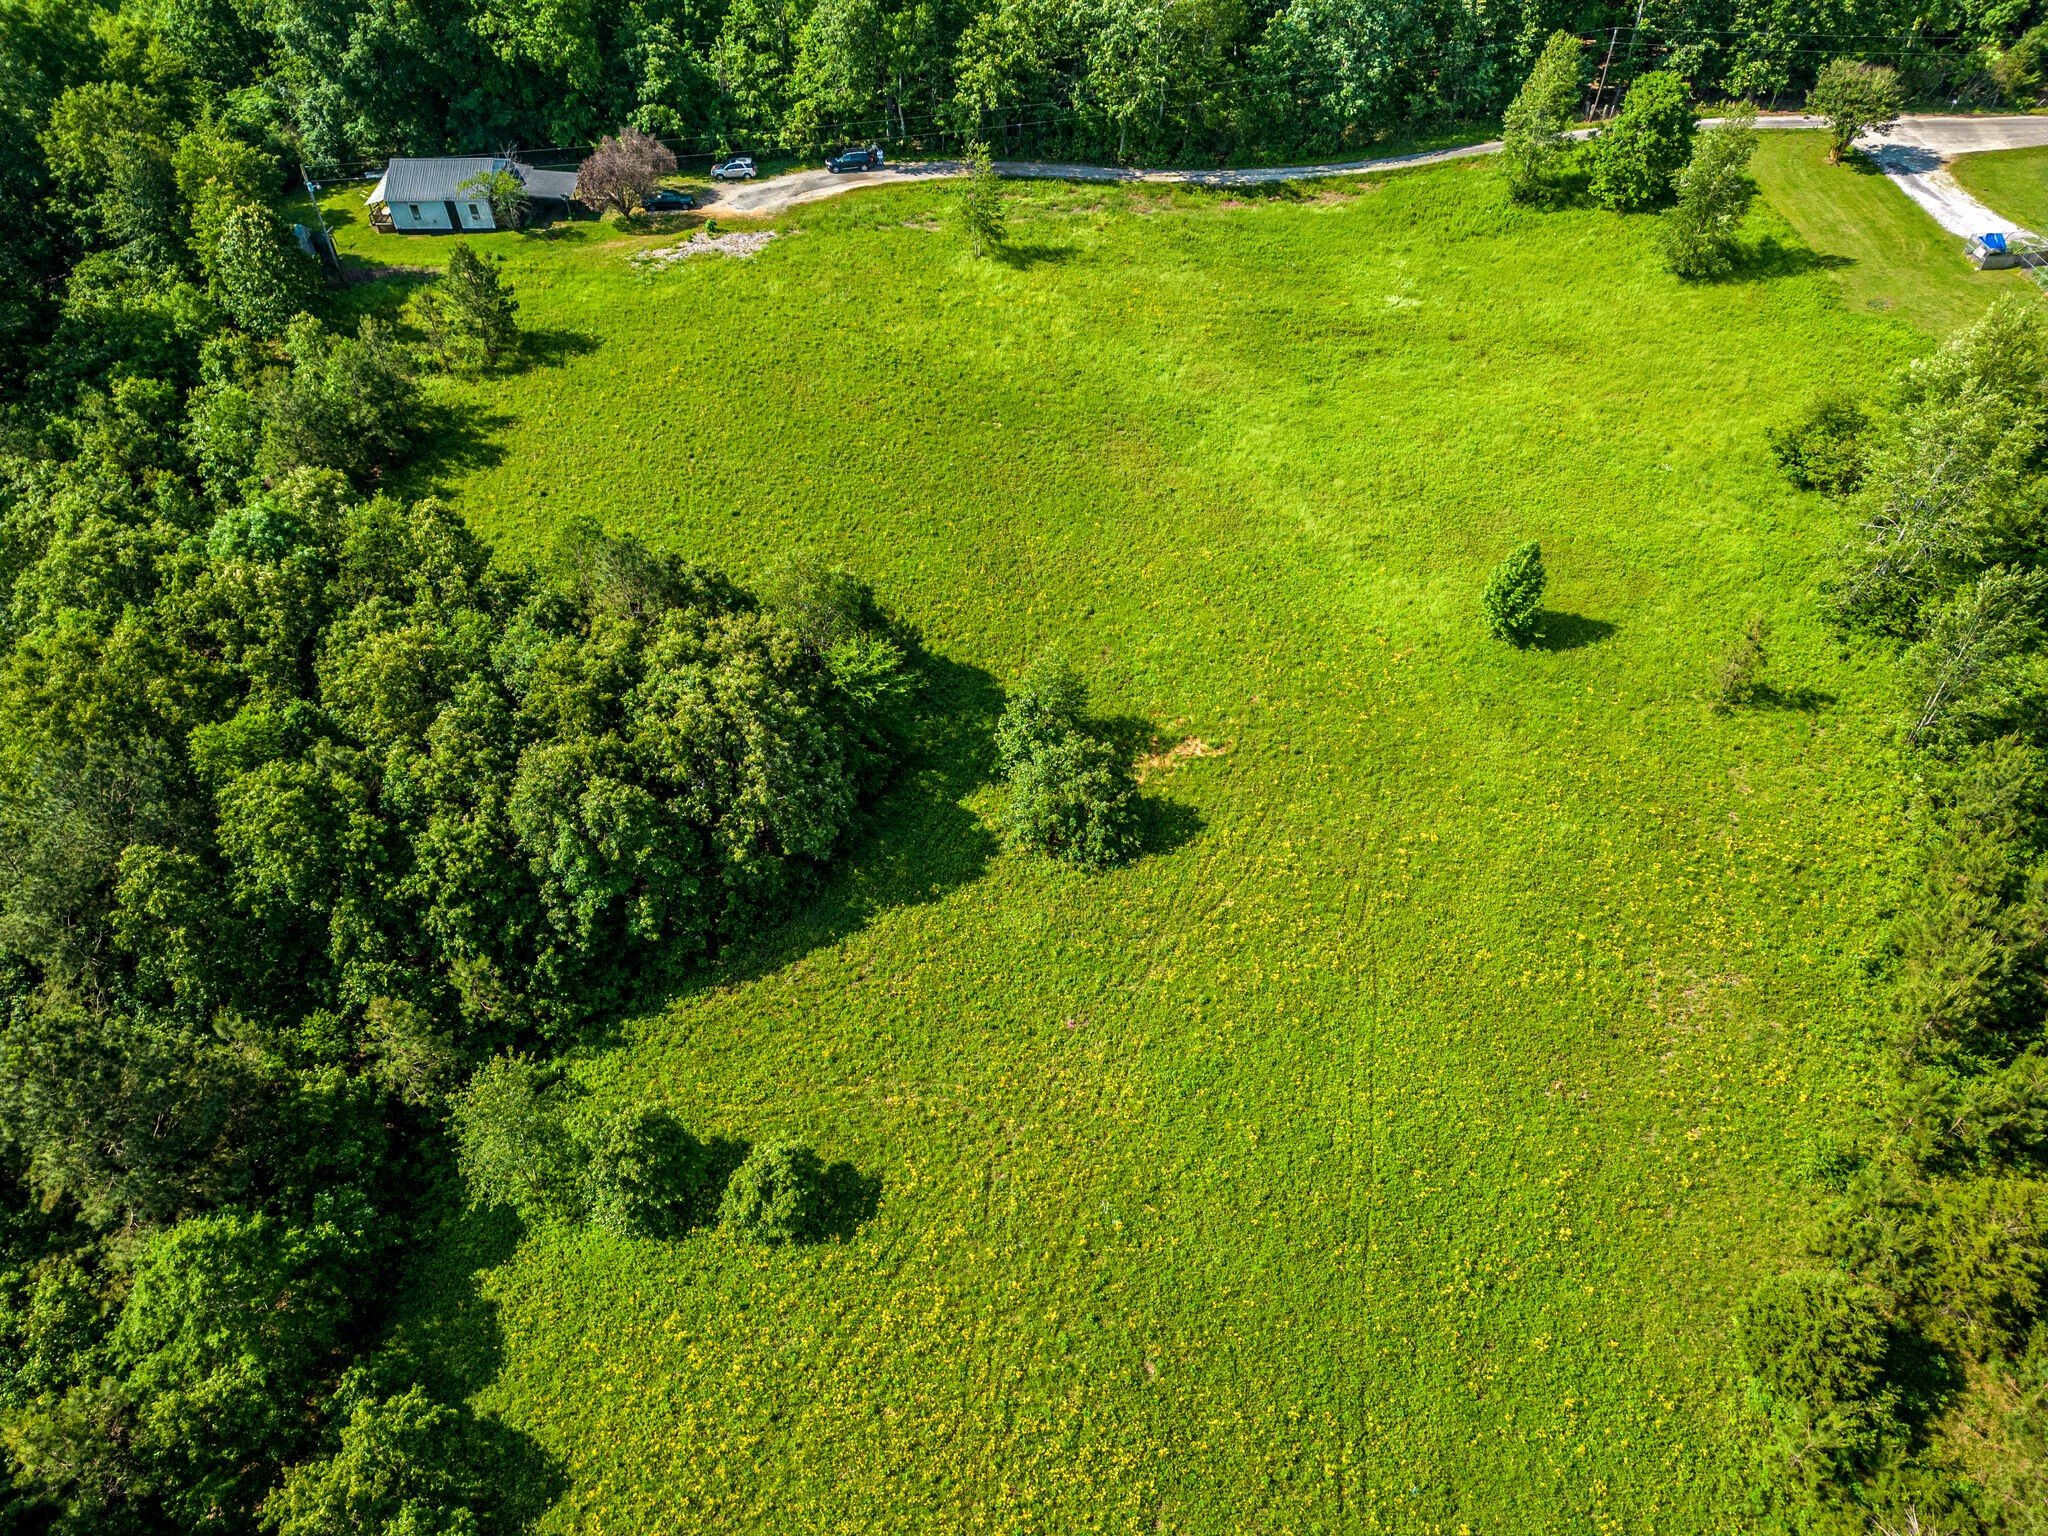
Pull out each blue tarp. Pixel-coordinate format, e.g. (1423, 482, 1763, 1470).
(1984, 231, 2009, 253)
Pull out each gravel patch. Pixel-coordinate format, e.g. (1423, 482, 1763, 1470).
(631, 230, 782, 267)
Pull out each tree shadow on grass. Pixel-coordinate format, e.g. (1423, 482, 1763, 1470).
(1530, 611, 1617, 652)
(512, 327, 602, 375)
(995, 242, 1073, 269)
(611, 652, 1006, 1028)
(1723, 235, 1856, 283)
(376, 1203, 570, 1530)
(1134, 794, 1206, 859)
(1745, 682, 1836, 713)
(390, 399, 515, 497)
(814, 1159, 884, 1243)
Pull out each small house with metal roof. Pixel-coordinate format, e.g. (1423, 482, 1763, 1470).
(364, 156, 581, 232)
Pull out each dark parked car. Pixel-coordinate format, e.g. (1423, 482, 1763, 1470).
(643, 188, 697, 211)
(711, 156, 757, 181)
(825, 146, 884, 173)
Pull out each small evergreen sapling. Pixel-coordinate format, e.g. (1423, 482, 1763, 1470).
(414, 242, 519, 373)
(1737, 1269, 1902, 1492)
(1481, 541, 1547, 644)
(1716, 615, 1770, 705)
(1765, 393, 1868, 492)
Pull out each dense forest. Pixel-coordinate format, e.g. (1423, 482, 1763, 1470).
(0, 5, 926, 1530)
(7, 0, 2048, 186)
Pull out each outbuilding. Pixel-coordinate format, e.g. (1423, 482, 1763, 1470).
(365, 156, 581, 233)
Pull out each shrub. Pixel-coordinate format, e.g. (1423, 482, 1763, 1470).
(1589, 71, 1694, 212)
(1002, 729, 1142, 869)
(1738, 1269, 1901, 1490)
(1808, 59, 1904, 164)
(1481, 541, 1546, 644)
(1662, 110, 1757, 279)
(1766, 393, 1868, 492)
(719, 1142, 823, 1244)
(1500, 31, 1585, 204)
(1717, 615, 1770, 705)
(579, 1104, 708, 1238)
(993, 653, 1089, 774)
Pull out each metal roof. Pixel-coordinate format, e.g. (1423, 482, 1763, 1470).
(366, 157, 583, 206)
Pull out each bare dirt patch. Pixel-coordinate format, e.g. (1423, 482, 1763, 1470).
(1137, 736, 1230, 782)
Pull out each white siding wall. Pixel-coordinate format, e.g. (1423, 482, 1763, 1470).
(457, 199, 496, 231)
(391, 201, 452, 231)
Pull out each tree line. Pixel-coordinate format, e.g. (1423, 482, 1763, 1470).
(0, 10, 931, 1531)
(8, 0, 2048, 188)
(1725, 302, 2048, 1533)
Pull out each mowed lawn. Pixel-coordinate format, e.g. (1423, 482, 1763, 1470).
(1950, 141, 2048, 233)
(325, 139, 1970, 1534)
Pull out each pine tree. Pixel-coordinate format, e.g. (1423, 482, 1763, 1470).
(416, 242, 520, 372)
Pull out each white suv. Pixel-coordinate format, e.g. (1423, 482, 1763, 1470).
(712, 156, 757, 181)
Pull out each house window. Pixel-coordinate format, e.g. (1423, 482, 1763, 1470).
(468, 204, 480, 218)
(408, 204, 420, 218)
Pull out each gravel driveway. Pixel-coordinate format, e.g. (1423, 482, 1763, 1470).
(708, 113, 2048, 243)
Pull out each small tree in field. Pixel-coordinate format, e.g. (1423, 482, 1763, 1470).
(450, 1054, 584, 1226)
(414, 241, 520, 372)
(1662, 110, 1758, 278)
(1482, 541, 1547, 644)
(1501, 31, 1586, 204)
(576, 128, 676, 215)
(1808, 59, 1903, 163)
(1589, 71, 1695, 212)
(959, 139, 1005, 256)
(1716, 615, 1770, 705)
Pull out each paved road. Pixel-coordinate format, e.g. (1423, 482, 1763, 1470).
(709, 113, 2048, 240)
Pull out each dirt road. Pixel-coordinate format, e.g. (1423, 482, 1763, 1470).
(705, 114, 2048, 241)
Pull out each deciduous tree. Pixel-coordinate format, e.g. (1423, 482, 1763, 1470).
(1808, 59, 1903, 164)
(575, 127, 677, 215)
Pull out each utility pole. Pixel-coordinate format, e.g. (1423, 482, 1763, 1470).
(1592, 0, 1650, 120)
(299, 164, 340, 277)
(1592, 28, 1622, 120)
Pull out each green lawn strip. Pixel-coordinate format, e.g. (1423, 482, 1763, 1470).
(1949, 142, 2048, 234)
(378, 159, 1924, 1531)
(1750, 130, 2025, 335)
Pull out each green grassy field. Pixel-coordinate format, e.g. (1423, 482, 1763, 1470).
(1950, 142, 2048, 233)
(1749, 131, 2027, 332)
(325, 137, 1988, 1533)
